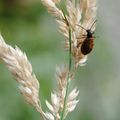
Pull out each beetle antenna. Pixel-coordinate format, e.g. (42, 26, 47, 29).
(76, 24, 87, 31)
(90, 20, 97, 30)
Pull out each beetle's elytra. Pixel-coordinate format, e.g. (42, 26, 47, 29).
(77, 20, 96, 55)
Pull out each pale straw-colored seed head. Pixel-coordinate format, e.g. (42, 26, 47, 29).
(41, 0, 63, 19)
(56, 64, 68, 90)
(55, 64, 69, 111)
(65, 88, 79, 117)
(44, 65, 79, 119)
(42, 0, 97, 67)
(44, 65, 68, 120)
(0, 34, 42, 113)
(44, 112, 55, 120)
(69, 0, 97, 67)
(45, 92, 60, 120)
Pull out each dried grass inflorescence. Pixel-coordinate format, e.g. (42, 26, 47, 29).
(0, 35, 43, 115)
(0, 0, 97, 119)
(41, 0, 97, 67)
(45, 65, 79, 120)
(0, 35, 79, 120)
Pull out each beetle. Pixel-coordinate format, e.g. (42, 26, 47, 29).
(77, 20, 97, 55)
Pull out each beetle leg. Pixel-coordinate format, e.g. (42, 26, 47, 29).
(76, 36, 86, 39)
(82, 34, 86, 36)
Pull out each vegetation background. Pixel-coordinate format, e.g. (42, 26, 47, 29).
(0, 0, 120, 120)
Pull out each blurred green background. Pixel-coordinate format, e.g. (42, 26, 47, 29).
(0, 0, 120, 120)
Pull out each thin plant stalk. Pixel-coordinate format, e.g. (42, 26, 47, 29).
(68, 28, 72, 71)
(60, 27, 72, 120)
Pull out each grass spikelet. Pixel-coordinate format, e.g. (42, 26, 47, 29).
(0, 34, 45, 119)
(0, 0, 97, 119)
